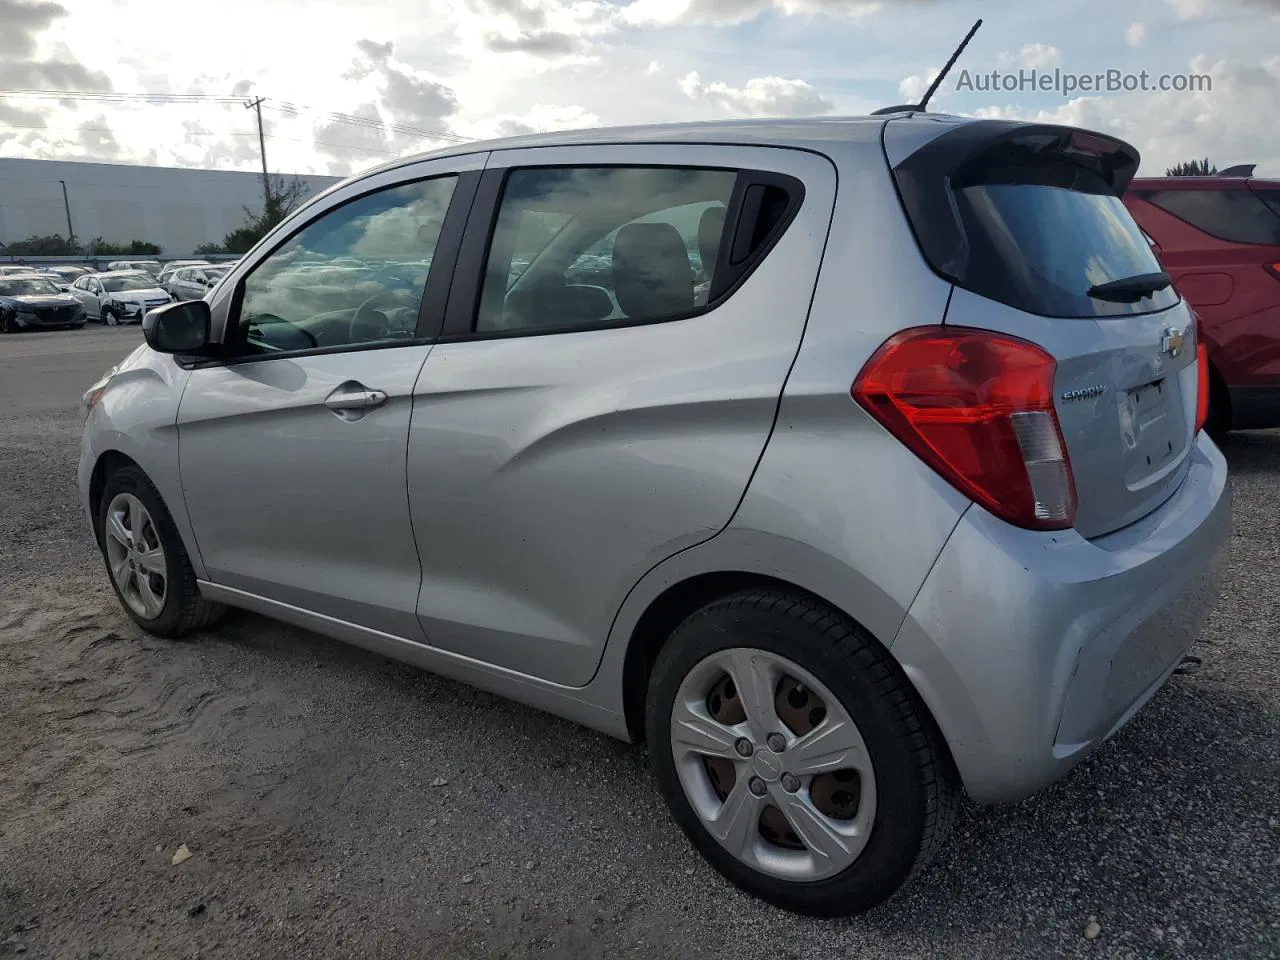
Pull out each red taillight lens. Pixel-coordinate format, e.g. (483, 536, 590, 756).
(1263, 262, 1280, 282)
(852, 326, 1077, 531)
(1195, 344, 1210, 433)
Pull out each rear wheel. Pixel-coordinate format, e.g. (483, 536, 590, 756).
(1204, 365, 1231, 440)
(1, 312, 16, 333)
(645, 590, 958, 917)
(97, 465, 225, 638)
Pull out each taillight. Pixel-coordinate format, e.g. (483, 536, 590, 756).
(1193, 310, 1210, 433)
(852, 326, 1077, 531)
(1264, 262, 1280, 282)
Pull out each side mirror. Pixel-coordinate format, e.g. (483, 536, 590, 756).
(143, 300, 213, 354)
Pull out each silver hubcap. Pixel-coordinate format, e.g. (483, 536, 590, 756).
(103, 492, 167, 619)
(670, 648, 877, 882)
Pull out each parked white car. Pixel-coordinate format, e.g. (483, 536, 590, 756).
(156, 260, 211, 291)
(106, 259, 162, 277)
(69, 271, 173, 325)
(168, 264, 231, 302)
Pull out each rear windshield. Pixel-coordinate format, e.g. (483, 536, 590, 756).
(953, 173, 1180, 317)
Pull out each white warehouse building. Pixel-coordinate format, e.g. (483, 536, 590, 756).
(0, 158, 341, 257)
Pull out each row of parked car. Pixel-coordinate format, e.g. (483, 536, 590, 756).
(0, 259, 234, 332)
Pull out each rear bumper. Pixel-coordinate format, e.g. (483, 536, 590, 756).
(1227, 385, 1280, 431)
(892, 433, 1231, 803)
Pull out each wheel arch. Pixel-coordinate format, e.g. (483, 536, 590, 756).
(88, 449, 143, 542)
(617, 569, 958, 792)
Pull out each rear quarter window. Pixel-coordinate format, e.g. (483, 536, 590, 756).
(1137, 188, 1280, 245)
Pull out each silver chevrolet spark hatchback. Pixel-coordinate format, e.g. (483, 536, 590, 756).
(80, 114, 1231, 916)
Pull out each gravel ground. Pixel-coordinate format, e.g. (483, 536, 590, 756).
(1, 326, 1278, 960)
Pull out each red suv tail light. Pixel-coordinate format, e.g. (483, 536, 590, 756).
(852, 326, 1077, 531)
(1193, 311, 1210, 434)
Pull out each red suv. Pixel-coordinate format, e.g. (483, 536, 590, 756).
(1124, 172, 1280, 435)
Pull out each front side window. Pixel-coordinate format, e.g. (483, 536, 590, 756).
(234, 175, 457, 354)
(476, 166, 737, 335)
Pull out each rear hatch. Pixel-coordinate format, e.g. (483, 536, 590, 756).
(889, 119, 1198, 538)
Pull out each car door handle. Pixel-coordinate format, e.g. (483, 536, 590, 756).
(325, 387, 387, 412)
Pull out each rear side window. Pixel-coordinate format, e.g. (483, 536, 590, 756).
(1137, 188, 1280, 245)
(473, 165, 800, 336)
(950, 161, 1178, 318)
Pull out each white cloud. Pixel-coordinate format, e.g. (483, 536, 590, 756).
(1165, 0, 1210, 19)
(623, 0, 881, 27)
(997, 43, 1062, 70)
(646, 60, 664, 76)
(1125, 22, 1146, 47)
(899, 69, 940, 103)
(481, 103, 601, 139)
(968, 56, 1280, 178)
(679, 71, 834, 116)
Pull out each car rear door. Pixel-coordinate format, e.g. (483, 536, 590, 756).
(404, 144, 837, 686)
(176, 154, 483, 638)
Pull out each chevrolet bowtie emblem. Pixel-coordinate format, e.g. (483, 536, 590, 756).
(1161, 327, 1185, 358)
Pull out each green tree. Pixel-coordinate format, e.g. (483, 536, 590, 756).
(86, 238, 162, 255)
(1165, 157, 1217, 177)
(0, 234, 81, 255)
(193, 242, 226, 256)
(222, 175, 310, 255)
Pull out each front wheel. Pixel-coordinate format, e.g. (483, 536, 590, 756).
(96, 465, 225, 637)
(0, 312, 16, 333)
(645, 590, 958, 917)
(104, 308, 118, 326)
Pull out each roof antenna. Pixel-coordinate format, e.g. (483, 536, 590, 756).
(871, 18, 984, 116)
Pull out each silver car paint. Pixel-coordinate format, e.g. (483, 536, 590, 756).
(406, 143, 838, 687)
(893, 432, 1230, 803)
(78, 344, 205, 577)
(78, 115, 1233, 805)
(175, 152, 488, 639)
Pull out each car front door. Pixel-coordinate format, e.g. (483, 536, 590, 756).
(405, 144, 836, 686)
(81, 278, 105, 317)
(175, 154, 483, 637)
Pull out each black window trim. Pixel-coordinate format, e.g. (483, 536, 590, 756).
(438, 162, 806, 342)
(181, 168, 482, 369)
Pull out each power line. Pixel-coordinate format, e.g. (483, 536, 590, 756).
(0, 88, 471, 143)
(0, 122, 405, 156)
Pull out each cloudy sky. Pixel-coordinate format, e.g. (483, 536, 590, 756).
(1, 0, 1277, 178)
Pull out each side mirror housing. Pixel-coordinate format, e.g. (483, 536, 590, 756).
(143, 299, 213, 354)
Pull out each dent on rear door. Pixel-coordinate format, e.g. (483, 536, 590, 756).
(405, 145, 838, 688)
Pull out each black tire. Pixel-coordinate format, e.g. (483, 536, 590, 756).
(0, 312, 16, 333)
(645, 589, 959, 917)
(71, 322, 85, 330)
(96, 464, 226, 638)
(1204, 365, 1231, 440)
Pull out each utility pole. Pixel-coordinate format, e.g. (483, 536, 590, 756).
(58, 179, 75, 244)
(244, 97, 271, 209)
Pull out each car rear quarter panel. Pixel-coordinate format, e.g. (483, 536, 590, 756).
(597, 137, 970, 705)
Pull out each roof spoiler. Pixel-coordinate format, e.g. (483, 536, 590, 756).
(889, 120, 1142, 282)
(1219, 163, 1256, 177)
